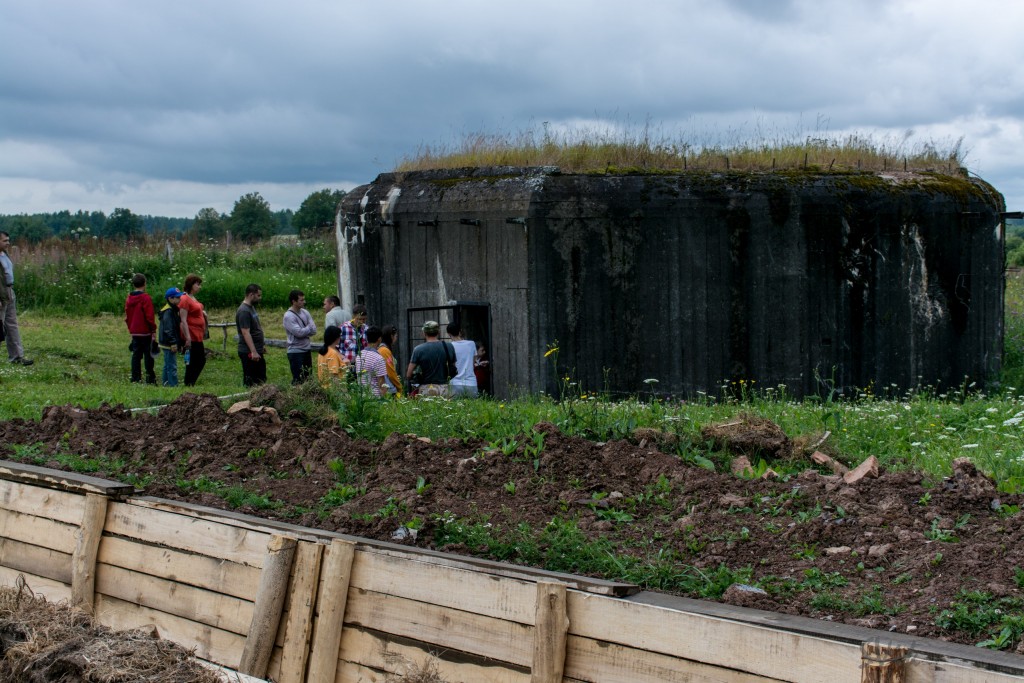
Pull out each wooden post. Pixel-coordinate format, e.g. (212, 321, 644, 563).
(306, 539, 355, 683)
(71, 493, 108, 613)
(239, 534, 298, 678)
(275, 540, 324, 683)
(861, 641, 908, 683)
(532, 581, 569, 683)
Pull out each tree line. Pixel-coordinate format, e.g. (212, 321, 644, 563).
(0, 188, 346, 244)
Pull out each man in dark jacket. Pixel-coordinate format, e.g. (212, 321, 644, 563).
(124, 273, 157, 384)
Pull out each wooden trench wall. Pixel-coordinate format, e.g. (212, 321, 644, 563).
(1, 463, 1023, 683)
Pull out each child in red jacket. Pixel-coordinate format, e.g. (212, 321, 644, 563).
(124, 273, 157, 384)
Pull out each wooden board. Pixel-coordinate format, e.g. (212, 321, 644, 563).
(95, 593, 245, 666)
(106, 500, 270, 567)
(97, 535, 261, 600)
(567, 591, 863, 683)
(0, 536, 72, 584)
(0, 565, 70, 601)
(906, 658, 1024, 683)
(0, 461, 135, 496)
(565, 634, 786, 683)
(0, 479, 85, 523)
(350, 547, 537, 624)
(344, 588, 533, 668)
(96, 562, 254, 635)
(339, 627, 536, 683)
(0, 508, 77, 554)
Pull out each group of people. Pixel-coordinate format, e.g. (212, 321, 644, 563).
(125, 275, 491, 398)
(124, 272, 208, 386)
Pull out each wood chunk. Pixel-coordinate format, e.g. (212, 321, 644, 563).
(843, 455, 879, 485)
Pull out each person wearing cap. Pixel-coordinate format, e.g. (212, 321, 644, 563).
(125, 273, 157, 384)
(158, 286, 184, 387)
(406, 320, 456, 397)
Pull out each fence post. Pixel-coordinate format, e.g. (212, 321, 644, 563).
(239, 534, 298, 678)
(307, 538, 356, 683)
(861, 641, 908, 683)
(532, 581, 569, 683)
(71, 492, 108, 613)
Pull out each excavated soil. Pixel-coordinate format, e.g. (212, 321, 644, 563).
(2, 393, 1024, 654)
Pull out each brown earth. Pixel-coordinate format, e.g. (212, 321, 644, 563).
(1, 393, 1023, 654)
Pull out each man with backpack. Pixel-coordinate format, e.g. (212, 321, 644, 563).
(405, 320, 456, 397)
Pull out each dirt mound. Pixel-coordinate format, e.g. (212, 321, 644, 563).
(701, 413, 792, 459)
(1, 395, 1023, 652)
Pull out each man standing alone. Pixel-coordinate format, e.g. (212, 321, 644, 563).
(0, 231, 33, 366)
(236, 284, 266, 387)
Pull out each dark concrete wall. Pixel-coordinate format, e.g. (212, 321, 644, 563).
(339, 167, 1004, 398)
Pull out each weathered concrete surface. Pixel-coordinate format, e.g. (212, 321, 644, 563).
(339, 167, 1004, 399)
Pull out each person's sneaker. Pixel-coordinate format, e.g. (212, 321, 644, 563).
(11, 357, 34, 366)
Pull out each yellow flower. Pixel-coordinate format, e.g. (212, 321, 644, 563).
(544, 346, 559, 358)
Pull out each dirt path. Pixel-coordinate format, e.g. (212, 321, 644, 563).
(1, 393, 1022, 653)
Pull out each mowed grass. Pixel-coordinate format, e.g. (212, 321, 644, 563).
(0, 308, 296, 417)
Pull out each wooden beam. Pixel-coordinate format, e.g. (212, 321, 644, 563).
(532, 581, 568, 683)
(861, 642, 907, 683)
(0, 479, 85, 523)
(238, 534, 297, 678)
(71, 492, 107, 613)
(0, 460, 134, 496)
(275, 540, 324, 683)
(307, 539, 355, 683)
(0, 537, 71, 584)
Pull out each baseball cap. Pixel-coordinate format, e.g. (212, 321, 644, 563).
(422, 320, 440, 334)
(165, 287, 183, 299)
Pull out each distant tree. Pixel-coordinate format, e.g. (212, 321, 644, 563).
(105, 207, 143, 240)
(275, 208, 294, 235)
(192, 207, 226, 239)
(7, 216, 50, 243)
(229, 192, 276, 242)
(293, 188, 344, 237)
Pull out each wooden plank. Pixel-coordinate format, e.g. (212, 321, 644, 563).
(627, 592, 1024, 677)
(907, 657, 1024, 683)
(96, 563, 253, 635)
(0, 536, 71, 584)
(308, 539, 355, 683)
(350, 546, 537, 624)
(532, 581, 568, 683)
(106, 500, 270, 567)
(0, 565, 71, 602)
(0, 460, 135, 496)
(0, 479, 85, 523)
(356, 541, 637, 597)
(0, 508, 77, 554)
(275, 540, 323, 683)
(95, 593, 245, 666)
(345, 588, 533, 668)
(71, 492, 107, 612)
(97, 535, 261, 600)
(198, 659, 270, 683)
(565, 633, 786, 683)
(129, 497, 634, 596)
(339, 627, 535, 683)
(239, 534, 297, 678)
(568, 591, 863, 683)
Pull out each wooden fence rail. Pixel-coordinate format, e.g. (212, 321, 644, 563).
(0, 461, 1021, 682)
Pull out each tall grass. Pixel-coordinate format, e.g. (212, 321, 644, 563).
(12, 237, 337, 314)
(396, 120, 965, 174)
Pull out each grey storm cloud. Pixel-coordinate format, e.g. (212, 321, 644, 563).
(2, 0, 1024, 215)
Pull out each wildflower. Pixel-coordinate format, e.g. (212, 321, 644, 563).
(643, 378, 659, 385)
(962, 444, 979, 449)
(544, 347, 559, 358)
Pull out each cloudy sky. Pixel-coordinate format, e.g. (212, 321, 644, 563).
(2, 0, 1023, 217)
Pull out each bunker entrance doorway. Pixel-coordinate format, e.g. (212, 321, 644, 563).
(405, 302, 493, 394)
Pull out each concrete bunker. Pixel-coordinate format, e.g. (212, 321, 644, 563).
(337, 166, 1005, 399)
